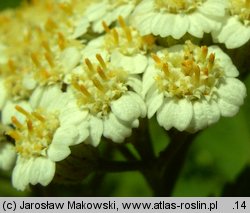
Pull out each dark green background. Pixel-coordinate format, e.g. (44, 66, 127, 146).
(0, 0, 21, 10)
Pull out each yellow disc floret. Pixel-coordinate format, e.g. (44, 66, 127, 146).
(71, 54, 128, 117)
(102, 16, 155, 55)
(8, 105, 59, 158)
(153, 41, 224, 101)
(229, 0, 250, 25)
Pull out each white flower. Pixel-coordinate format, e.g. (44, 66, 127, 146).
(80, 0, 139, 34)
(0, 65, 36, 110)
(0, 77, 8, 110)
(30, 46, 81, 86)
(131, 0, 226, 39)
(68, 53, 146, 145)
(143, 41, 246, 132)
(82, 16, 154, 74)
(18, 0, 88, 40)
(0, 142, 16, 171)
(2, 85, 89, 190)
(213, 0, 250, 48)
(0, 0, 84, 88)
(50, 0, 91, 39)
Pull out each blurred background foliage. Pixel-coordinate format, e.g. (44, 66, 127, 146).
(0, 0, 250, 196)
(0, 0, 21, 9)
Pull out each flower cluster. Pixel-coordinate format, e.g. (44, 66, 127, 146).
(0, 0, 247, 191)
(213, 0, 250, 48)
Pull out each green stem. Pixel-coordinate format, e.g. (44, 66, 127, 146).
(154, 131, 198, 196)
(132, 118, 156, 160)
(131, 118, 160, 191)
(116, 144, 138, 161)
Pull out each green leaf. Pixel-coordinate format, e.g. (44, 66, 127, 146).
(101, 172, 152, 196)
(148, 117, 170, 156)
(0, 171, 29, 196)
(174, 106, 250, 196)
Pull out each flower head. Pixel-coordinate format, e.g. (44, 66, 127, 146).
(213, 0, 250, 48)
(0, 1, 84, 110)
(143, 41, 246, 132)
(82, 16, 154, 74)
(82, 0, 140, 33)
(0, 61, 36, 110)
(68, 53, 146, 144)
(101, 16, 155, 56)
(131, 0, 226, 39)
(2, 86, 89, 190)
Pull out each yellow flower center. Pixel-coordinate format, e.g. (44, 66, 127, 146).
(102, 16, 155, 56)
(30, 31, 80, 86)
(1, 59, 34, 100)
(153, 41, 224, 101)
(154, 0, 204, 13)
(30, 48, 62, 85)
(71, 54, 128, 117)
(229, 0, 250, 24)
(8, 105, 60, 158)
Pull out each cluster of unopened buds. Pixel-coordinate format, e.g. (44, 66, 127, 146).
(0, 0, 248, 191)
